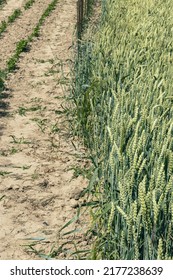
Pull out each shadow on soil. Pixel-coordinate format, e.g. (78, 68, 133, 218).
(0, 80, 11, 136)
(0, 91, 10, 117)
(0, 72, 11, 120)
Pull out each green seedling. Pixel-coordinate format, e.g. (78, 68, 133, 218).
(48, 59, 54, 64)
(57, 77, 69, 85)
(10, 135, 31, 144)
(51, 123, 60, 134)
(55, 107, 68, 115)
(18, 106, 27, 116)
(31, 118, 47, 133)
(24, 0, 35, 10)
(36, 59, 46, 63)
(49, 136, 59, 148)
(68, 165, 92, 180)
(8, 9, 21, 23)
(0, 171, 12, 176)
(0, 195, 5, 201)
(18, 105, 44, 116)
(10, 147, 19, 154)
(7, 39, 28, 71)
(30, 26, 40, 38)
(45, 68, 60, 76)
(16, 40, 28, 54)
(22, 165, 31, 170)
(12, 165, 31, 170)
(31, 172, 39, 180)
(0, 20, 7, 36)
(30, 97, 43, 103)
(29, 105, 43, 112)
(7, 56, 18, 71)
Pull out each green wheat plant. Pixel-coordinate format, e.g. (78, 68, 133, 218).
(71, 0, 173, 259)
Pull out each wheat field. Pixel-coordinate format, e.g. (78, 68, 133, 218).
(72, 0, 173, 259)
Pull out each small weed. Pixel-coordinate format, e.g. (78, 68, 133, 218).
(0, 195, 5, 201)
(10, 135, 32, 144)
(54, 96, 64, 100)
(29, 105, 43, 112)
(18, 105, 44, 116)
(18, 106, 27, 116)
(48, 58, 54, 64)
(13, 165, 31, 170)
(0, 171, 12, 176)
(36, 59, 46, 63)
(45, 68, 60, 76)
(55, 109, 67, 115)
(30, 97, 42, 103)
(31, 118, 47, 133)
(31, 172, 39, 180)
(68, 165, 92, 180)
(49, 136, 59, 148)
(57, 77, 69, 85)
(10, 147, 19, 154)
(51, 123, 60, 134)
(22, 165, 31, 170)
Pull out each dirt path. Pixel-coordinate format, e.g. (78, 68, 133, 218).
(0, 0, 89, 259)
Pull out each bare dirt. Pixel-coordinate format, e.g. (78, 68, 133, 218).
(0, 0, 90, 260)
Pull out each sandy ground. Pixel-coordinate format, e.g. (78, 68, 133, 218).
(0, 0, 90, 259)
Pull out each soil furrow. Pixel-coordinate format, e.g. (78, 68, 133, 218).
(0, 0, 53, 69)
(0, 0, 89, 260)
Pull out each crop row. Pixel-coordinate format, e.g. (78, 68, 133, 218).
(0, 0, 35, 37)
(0, 0, 59, 93)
